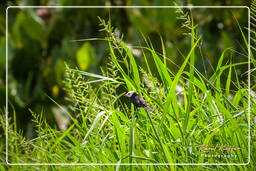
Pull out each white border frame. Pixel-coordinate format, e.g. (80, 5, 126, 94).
(6, 6, 250, 166)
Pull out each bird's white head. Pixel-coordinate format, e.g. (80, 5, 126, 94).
(124, 91, 135, 97)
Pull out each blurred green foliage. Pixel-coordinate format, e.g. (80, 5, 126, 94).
(0, 0, 251, 137)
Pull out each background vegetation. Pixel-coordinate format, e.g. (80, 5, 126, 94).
(0, 0, 255, 170)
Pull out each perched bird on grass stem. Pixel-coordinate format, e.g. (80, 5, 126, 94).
(124, 91, 154, 112)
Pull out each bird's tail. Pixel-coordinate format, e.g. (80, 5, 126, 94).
(144, 105, 154, 112)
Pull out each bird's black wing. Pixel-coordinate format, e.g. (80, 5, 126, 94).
(132, 94, 146, 107)
(138, 96, 147, 106)
(137, 96, 154, 111)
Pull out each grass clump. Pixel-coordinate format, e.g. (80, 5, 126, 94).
(2, 11, 253, 171)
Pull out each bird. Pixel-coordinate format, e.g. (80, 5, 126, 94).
(124, 91, 154, 112)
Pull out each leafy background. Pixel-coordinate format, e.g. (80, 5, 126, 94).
(0, 0, 255, 170)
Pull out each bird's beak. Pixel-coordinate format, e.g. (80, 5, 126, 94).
(124, 92, 128, 97)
